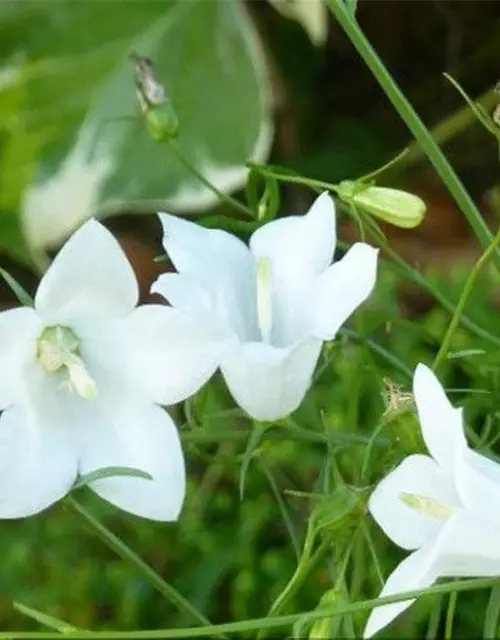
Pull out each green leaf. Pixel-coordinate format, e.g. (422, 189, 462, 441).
(2, 0, 272, 256)
(72, 466, 153, 489)
(0, 266, 34, 306)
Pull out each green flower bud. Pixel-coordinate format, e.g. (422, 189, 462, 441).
(338, 180, 426, 229)
(145, 104, 179, 142)
(130, 52, 179, 142)
(311, 484, 366, 534)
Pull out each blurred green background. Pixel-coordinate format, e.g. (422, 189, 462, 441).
(2, 1, 500, 637)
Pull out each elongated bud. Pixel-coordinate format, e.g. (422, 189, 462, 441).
(309, 588, 343, 639)
(338, 180, 426, 229)
(130, 52, 179, 141)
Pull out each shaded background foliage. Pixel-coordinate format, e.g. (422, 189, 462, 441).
(1, 1, 500, 638)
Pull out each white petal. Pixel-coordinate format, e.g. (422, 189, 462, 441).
(0, 307, 40, 410)
(369, 454, 460, 550)
(78, 399, 185, 521)
(250, 192, 336, 273)
(152, 273, 213, 318)
(455, 448, 500, 528)
(119, 305, 230, 405)
(249, 193, 336, 345)
(433, 511, 500, 576)
(35, 219, 138, 321)
(158, 213, 258, 340)
(310, 243, 378, 340)
(364, 546, 439, 638)
(413, 364, 467, 473)
(220, 339, 322, 421)
(76, 306, 229, 406)
(0, 405, 78, 518)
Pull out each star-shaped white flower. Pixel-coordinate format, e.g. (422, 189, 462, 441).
(0, 219, 193, 521)
(153, 193, 378, 421)
(365, 364, 500, 637)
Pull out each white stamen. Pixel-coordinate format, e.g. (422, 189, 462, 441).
(37, 325, 97, 400)
(256, 257, 272, 343)
(66, 355, 97, 400)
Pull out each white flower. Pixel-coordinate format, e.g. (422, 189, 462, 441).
(153, 193, 378, 421)
(0, 219, 194, 521)
(365, 364, 500, 638)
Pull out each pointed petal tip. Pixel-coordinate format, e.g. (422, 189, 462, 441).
(412, 362, 467, 470)
(157, 211, 174, 224)
(308, 190, 335, 219)
(35, 214, 138, 318)
(413, 362, 433, 384)
(413, 362, 437, 402)
(363, 618, 376, 639)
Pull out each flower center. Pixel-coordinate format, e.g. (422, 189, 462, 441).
(399, 492, 455, 520)
(256, 257, 273, 343)
(36, 325, 96, 399)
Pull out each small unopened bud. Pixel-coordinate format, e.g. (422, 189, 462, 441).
(338, 180, 426, 229)
(144, 104, 179, 142)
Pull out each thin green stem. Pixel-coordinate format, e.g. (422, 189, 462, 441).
(340, 327, 413, 379)
(397, 85, 499, 172)
(444, 590, 458, 640)
(426, 597, 443, 640)
(3, 575, 500, 639)
(66, 497, 214, 631)
(433, 225, 500, 372)
(0, 267, 34, 306)
(169, 141, 254, 218)
(257, 534, 332, 640)
(260, 460, 301, 561)
(483, 585, 500, 639)
(13, 602, 82, 633)
(360, 521, 384, 588)
(180, 423, 385, 448)
(327, 0, 499, 268)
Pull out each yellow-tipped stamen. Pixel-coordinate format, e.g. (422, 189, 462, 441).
(399, 492, 455, 520)
(256, 257, 273, 343)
